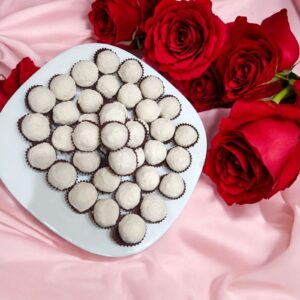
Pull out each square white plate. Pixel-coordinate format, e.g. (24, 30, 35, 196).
(0, 43, 207, 257)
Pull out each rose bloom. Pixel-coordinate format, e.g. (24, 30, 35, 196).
(216, 9, 299, 104)
(204, 100, 300, 205)
(88, 0, 155, 44)
(143, 0, 226, 80)
(173, 66, 225, 112)
(0, 57, 39, 111)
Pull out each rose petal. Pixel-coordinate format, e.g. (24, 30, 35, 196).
(0, 57, 39, 111)
(220, 100, 300, 133)
(261, 9, 299, 71)
(270, 142, 300, 195)
(239, 117, 300, 180)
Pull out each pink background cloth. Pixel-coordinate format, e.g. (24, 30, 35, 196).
(0, 0, 300, 299)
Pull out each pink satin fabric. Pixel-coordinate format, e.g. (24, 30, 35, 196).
(0, 1, 300, 299)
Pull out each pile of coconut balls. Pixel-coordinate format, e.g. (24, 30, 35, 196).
(18, 48, 199, 246)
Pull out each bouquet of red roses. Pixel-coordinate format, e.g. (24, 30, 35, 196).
(2, 0, 300, 206)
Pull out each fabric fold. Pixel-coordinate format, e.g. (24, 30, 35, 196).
(0, 0, 300, 299)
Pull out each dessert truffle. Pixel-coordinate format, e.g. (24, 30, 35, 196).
(150, 118, 175, 142)
(135, 165, 160, 192)
(68, 182, 97, 213)
(159, 173, 185, 199)
(99, 102, 127, 125)
(118, 59, 143, 83)
(96, 74, 121, 98)
(101, 121, 128, 150)
(93, 167, 120, 193)
(135, 99, 160, 123)
(118, 214, 146, 245)
(140, 76, 164, 100)
(49, 74, 76, 101)
(166, 147, 191, 172)
(126, 120, 146, 148)
(95, 49, 120, 74)
(72, 151, 101, 173)
(77, 89, 103, 113)
(51, 125, 74, 152)
(72, 121, 100, 151)
(135, 148, 145, 167)
(21, 113, 51, 142)
(158, 96, 181, 119)
(174, 124, 199, 148)
(27, 86, 56, 113)
(27, 142, 56, 170)
(117, 83, 142, 108)
(108, 147, 137, 176)
(115, 181, 141, 210)
(52, 101, 80, 125)
(93, 199, 120, 228)
(71, 60, 99, 87)
(140, 194, 167, 223)
(78, 113, 99, 124)
(47, 161, 77, 191)
(144, 140, 167, 166)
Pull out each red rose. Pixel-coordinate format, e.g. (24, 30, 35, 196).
(216, 9, 299, 104)
(173, 66, 225, 112)
(143, 0, 226, 80)
(204, 100, 300, 205)
(0, 57, 39, 111)
(88, 0, 155, 45)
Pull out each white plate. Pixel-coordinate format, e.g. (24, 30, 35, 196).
(0, 43, 207, 257)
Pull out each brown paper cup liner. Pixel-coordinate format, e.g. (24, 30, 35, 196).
(65, 180, 97, 214)
(134, 147, 146, 168)
(93, 48, 121, 75)
(96, 78, 122, 100)
(149, 129, 174, 145)
(143, 141, 167, 167)
(25, 85, 57, 114)
(48, 74, 76, 102)
(70, 61, 99, 89)
(139, 75, 165, 101)
(165, 147, 192, 173)
(118, 58, 144, 84)
(133, 165, 160, 193)
(50, 125, 76, 153)
(111, 214, 146, 247)
(18, 115, 51, 144)
(113, 180, 142, 211)
(91, 168, 121, 194)
(89, 199, 121, 229)
(100, 120, 130, 151)
(98, 99, 130, 125)
(133, 103, 159, 126)
(107, 147, 138, 177)
(46, 160, 77, 192)
(125, 119, 148, 149)
(158, 174, 186, 200)
(148, 119, 175, 145)
(25, 143, 56, 172)
(71, 150, 101, 175)
(71, 120, 100, 153)
(139, 202, 167, 224)
(76, 94, 103, 115)
(158, 94, 182, 120)
(173, 123, 200, 149)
